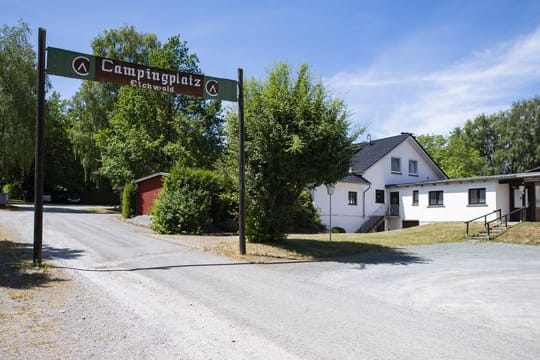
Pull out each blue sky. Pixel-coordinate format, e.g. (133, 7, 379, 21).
(3, 0, 540, 138)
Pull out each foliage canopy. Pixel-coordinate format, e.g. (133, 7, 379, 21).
(418, 96, 540, 177)
(0, 22, 36, 183)
(238, 63, 358, 243)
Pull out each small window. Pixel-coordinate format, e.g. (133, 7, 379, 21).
(376, 190, 385, 204)
(348, 191, 358, 205)
(469, 188, 486, 205)
(412, 190, 419, 205)
(408, 160, 418, 176)
(429, 191, 444, 206)
(391, 157, 401, 174)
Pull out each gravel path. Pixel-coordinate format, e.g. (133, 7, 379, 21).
(1, 232, 182, 359)
(1, 206, 540, 359)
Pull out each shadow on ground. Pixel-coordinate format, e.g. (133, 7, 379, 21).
(55, 239, 428, 274)
(3, 205, 118, 214)
(267, 238, 428, 266)
(0, 240, 84, 289)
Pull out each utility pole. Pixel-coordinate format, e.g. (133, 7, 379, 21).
(33, 27, 46, 265)
(238, 68, 246, 255)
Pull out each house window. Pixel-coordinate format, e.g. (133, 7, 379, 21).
(468, 188, 486, 205)
(348, 191, 357, 205)
(391, 157, 401, 174)
(408, 160, 418, 176)
(412, 190, 419, 206)
(375, 190, 385, 204)
(428, 191, 444, 206)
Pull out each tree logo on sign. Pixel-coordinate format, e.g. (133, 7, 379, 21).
(72, 56, 90, 76)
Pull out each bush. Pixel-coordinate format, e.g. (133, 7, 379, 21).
(331, 226, 346, 233)
(2, 182, 22, 199)
(121, 183, 137, 219)
(287, 190, 324, 233)
(151, 167, 235, 234)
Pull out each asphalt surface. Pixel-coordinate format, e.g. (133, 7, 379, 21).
(1, 205, 539, 359)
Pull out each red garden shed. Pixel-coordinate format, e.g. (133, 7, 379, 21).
(134, 172, 169, 215)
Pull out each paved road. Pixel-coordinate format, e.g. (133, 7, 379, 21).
(2, 206, 540, 359)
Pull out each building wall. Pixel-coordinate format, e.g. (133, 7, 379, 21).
(361, 139, 445, 230)
(313, 138, 446, 232)
(137, 176, 165, 215)
(367, 138, 444, 186)
(313, 182, 366, 232)
(496, 183, 510, 215)
(392, 180, 510, 227)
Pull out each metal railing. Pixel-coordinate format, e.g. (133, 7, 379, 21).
(466, 207, 525, 238)
(465, 209, 501, 237)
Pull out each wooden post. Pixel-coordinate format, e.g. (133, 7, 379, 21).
(33, 28, 46, 265)
(238, 68, 246, 255)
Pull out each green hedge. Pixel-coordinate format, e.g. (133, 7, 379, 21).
(151, 167, 235, 234)
(121, 183, 137, 219)
(2, 182, 22, 199)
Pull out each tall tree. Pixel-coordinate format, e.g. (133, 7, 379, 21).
(235, 63, 358, 243)
(463, 96, 540, 175)
(439, 128, 482, 178)
(95, 35, 224, 187)
(416, 131, 482, 178)
(494, 97, 540, 173)
(44, 92, 85, 193)
(416, 134, 446, 163)
(462, 113, 504, 175)
(0, 22, 36, 184)
(68, 26, 160, 186)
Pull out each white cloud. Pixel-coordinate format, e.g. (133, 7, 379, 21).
(326, 27, 540, 139)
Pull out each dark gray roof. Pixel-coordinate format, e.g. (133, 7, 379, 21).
(387, 171, 540, 188)
(351, 133, 410, 173)
(342, 173, 371, 184)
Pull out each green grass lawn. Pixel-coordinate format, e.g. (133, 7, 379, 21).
(494, 222, 540, 245)
(217, 222, 484, 261)
(289, 222, 483, 247)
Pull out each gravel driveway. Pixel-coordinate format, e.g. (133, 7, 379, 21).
(1, 206, 539, 359)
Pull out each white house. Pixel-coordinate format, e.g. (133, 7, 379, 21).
(312, 133, 540, 233)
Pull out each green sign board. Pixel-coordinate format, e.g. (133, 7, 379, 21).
(46, 47, 238, 102)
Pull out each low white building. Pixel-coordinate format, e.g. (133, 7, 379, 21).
(387, 173, 539, 230)
(312, 133, 540, 232)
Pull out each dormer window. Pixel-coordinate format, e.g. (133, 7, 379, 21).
(391, 157, 401, 174)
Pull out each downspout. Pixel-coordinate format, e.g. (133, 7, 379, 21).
(362, 182, 371, 218)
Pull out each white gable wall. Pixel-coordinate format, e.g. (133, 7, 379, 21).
(314, 137, 446, 232)
(367, 137, 444, 185)
(360, 139, 445, 229)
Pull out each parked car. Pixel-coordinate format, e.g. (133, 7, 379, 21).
(43, 193, 52, 202)
(67, 194, 80, 203)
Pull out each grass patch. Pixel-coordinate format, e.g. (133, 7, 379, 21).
(288, 222, 481, 247)
(0, 228, 60, 289)
(214, 240, 384, 262)
(494, 222, 540, 245)
(214, 222, 479, 261)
